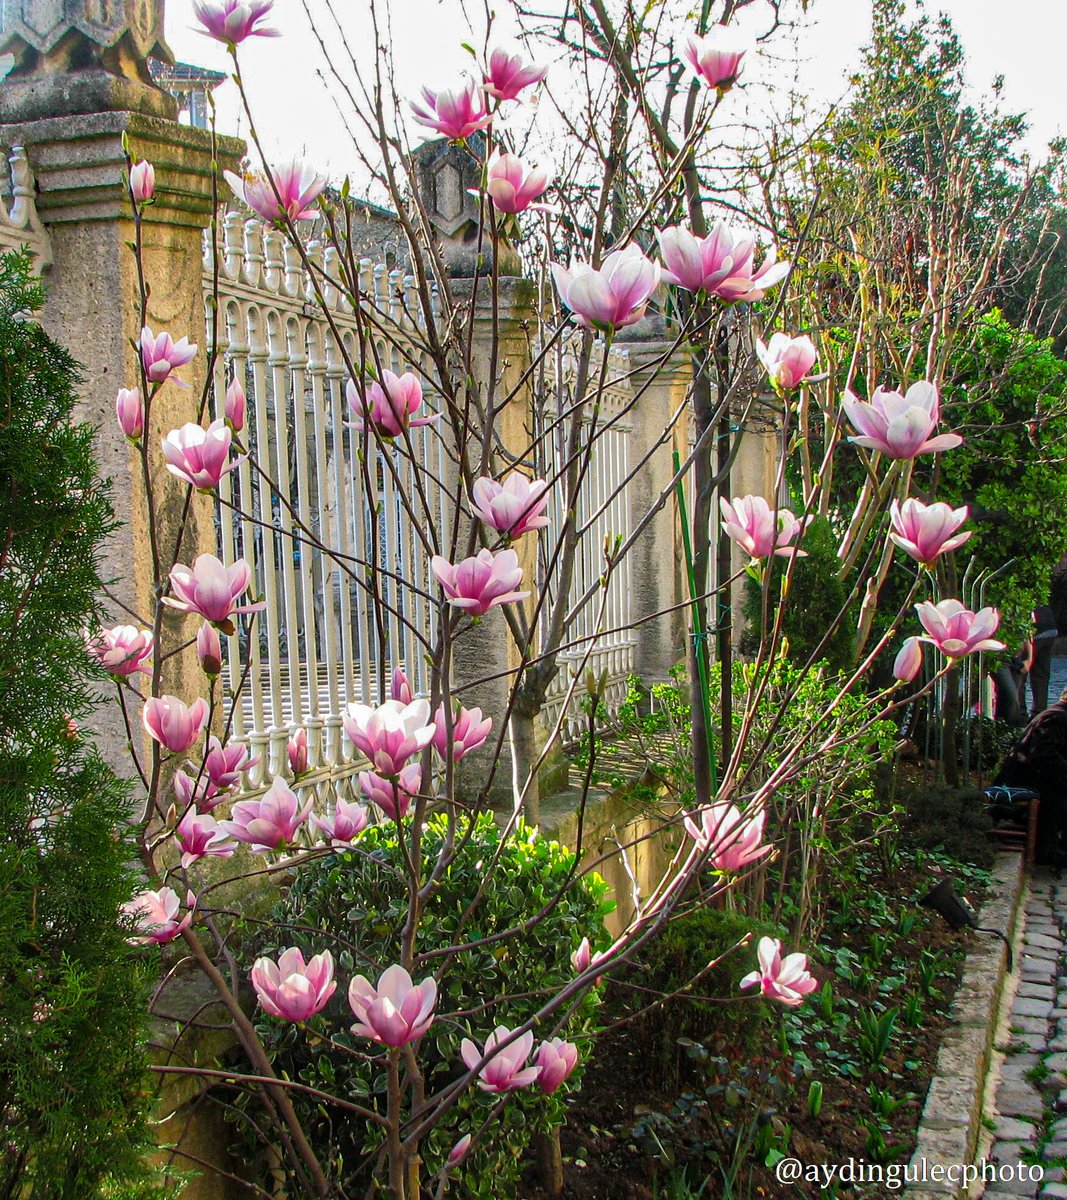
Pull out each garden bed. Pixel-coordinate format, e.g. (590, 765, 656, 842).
(517, 835, 997, 1200)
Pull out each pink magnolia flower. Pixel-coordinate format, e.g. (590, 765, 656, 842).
(432, 704, 492, 762)
(571, 938, 607, 983)
(197, 623, 223, 677)
(461, 1026, 540, 1094)
(86, 624, 153, 677)
(346, 370, 437, 440)
(175, 809, 236, 869)
(252, 947, 336, 1023)
(193, 0, 279, 45)
(173, 768, 222, 812)
(484, 154, 551, 215)
(888, 498, 971, 566)
(140, 326, 197, 388)
(143, 695, 209, 753)
(129, 160, 155, 204)
(431, 548, 530, 617)
(225, 377, 246, 433)
(123, 886, 194, 945)
(163, 554, 263, 629)
(224, 162, 327, 224)
(657, 223, 789, 302)
(343, 698, 435, 776)
(740, 936, 818, 1006)
(391, 667, 413, 704)
(536, 1038, 579, 1093)
(756, 334, 817, 393)
(115, 387, 144, 439)
(449, 1135, 472, 1166)
(893, 636, 924, 684)
(359, 764, 422, 822)
(471, 473, 549, 538)
(682, 27, 749, 92)
(719, 495, 808, 560)
(483, 47, 547, 101)
(349, 964, 438, 1047)
(684, 801, 771, 873)
(411, 81, 492, 141)
(571, 937, 593, 973)
(915, 600, 1005, 660)
(551, 244, 660, 334)
(288, 728, 309, 777)
(162, 419, 243, 491)
(311, 797, 370, 849)
(843, 381, 963, 459)
(220, 776, 313, 853)
(203, 736, 257, 790)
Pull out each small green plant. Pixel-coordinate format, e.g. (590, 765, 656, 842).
(807, 1080, 824, 1119)
(819, 980, 834, 1020)
(1026, 1062, 1051, 1086)
(917, 950, 944, 997)
(856, 1007, 899, 1068)
(896, 911, 917, 937)
(652, 1169, 710, 1200)
(901, 992, 924, 1026)
(865, 932, 890, 968)
(867, 1083, 908, 1117)
(862, 1120, 890, 1162)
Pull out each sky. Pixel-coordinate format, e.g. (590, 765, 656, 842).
(163, 0, 1067, 177)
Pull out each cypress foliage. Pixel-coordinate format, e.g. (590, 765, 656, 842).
(0, 251, 159, 1197)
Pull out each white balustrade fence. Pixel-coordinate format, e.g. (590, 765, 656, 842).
(0, 146, 52, 270)
(206, 213, 639, 789)
(540, 344, 636, 738)
(205, 213, 449, 791)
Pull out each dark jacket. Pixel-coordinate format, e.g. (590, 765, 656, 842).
(995, 700, 1067, 795)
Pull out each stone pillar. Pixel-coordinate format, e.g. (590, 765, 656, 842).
(0, 0, 175, 118)
(412, 135, 540, 803)
(621, 340, 694, 684)
(0, 16, 244, 764)
(442, 274, 539, 805)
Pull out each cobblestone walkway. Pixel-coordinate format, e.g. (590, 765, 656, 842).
(987, 871, 1067, 1198)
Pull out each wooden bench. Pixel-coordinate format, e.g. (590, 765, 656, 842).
(984, 785, 1041, 863)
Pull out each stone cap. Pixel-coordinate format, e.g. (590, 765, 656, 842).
(0, 110, 245, 228)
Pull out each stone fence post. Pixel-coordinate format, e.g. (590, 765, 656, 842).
(0, 8, 244, 766)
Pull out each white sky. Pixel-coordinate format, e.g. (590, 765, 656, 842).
(164, 0, 1066, 178)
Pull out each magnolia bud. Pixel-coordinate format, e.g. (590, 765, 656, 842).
(225, 377, 246, 433)
(197, 623, 223, 677)
(893, 636, 924, 684)
(390, 666, 413, 704)
(585, 666, 609, 700)
(288, 728, 308, 777)
(115, 387, 144, 440)
(130, 159, 155, 204)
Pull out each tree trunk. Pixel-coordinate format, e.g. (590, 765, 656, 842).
(689, 357, 716, 804)
(942, 666, 961, 787)
(532, 1129, 564, 1197)
(509, 706, 541, 824)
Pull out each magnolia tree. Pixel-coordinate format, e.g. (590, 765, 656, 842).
(86, 0, 1008, 1195)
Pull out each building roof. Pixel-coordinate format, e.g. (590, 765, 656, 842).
(149, 59, 228, 87)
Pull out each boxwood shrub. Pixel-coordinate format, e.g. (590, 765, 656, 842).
(239, 811, 612, 1197)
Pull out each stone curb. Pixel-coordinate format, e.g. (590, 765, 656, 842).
(905, 853, 1027, 1199)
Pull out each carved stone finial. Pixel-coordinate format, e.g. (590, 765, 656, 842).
(0, 0, 175, 119)
(411, 133, 520, 278)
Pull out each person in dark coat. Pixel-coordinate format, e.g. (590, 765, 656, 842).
(994, 686, 1067, 864)
(1030, 605, 1059, 717)
(992, 645, 1032, 726)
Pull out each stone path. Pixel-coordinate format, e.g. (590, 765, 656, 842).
(986, 871, 1067, 1197)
